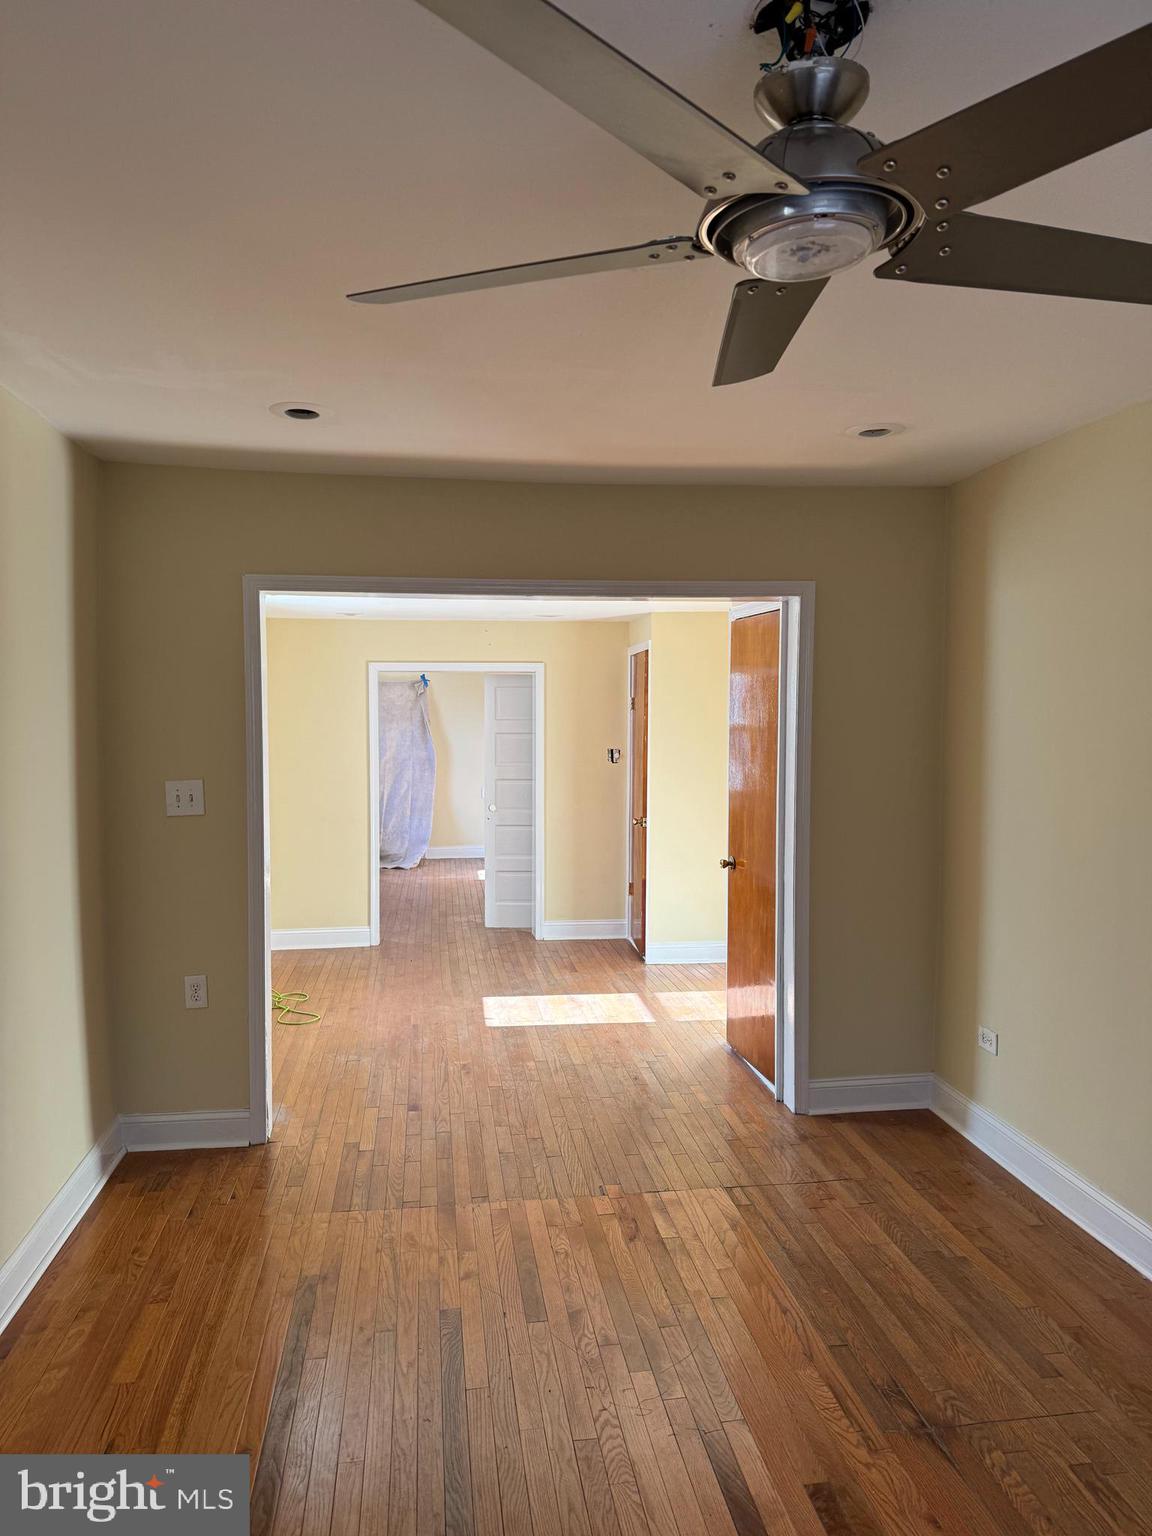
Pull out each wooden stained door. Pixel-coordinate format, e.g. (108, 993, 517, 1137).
(483, 674, 535, 929)
(725, 608, 781, 1084)
(628, 648, 649, 956)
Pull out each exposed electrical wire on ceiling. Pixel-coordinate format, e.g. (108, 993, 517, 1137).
(751, 1, 871, 67)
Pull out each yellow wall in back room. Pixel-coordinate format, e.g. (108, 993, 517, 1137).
(97, 466, 947, 1115)
(644, 612, 731, 950)
(269, 610, 731, 946)
(266, 617, 631, 933)
(426, 671, 486, 851)
(268, 657, 489, 934)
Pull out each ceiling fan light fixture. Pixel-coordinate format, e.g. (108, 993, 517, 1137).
(714, 183, 898, 285)
(733, 210, 884, 283)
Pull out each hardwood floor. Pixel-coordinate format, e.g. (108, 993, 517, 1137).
(2, 859, 1151, 1535)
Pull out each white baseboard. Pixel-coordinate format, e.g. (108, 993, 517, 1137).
(270, 926, 372, 951)
(538, 920, 629, 941)
(807, 1073, 934, 1114)
(0, 1108, 254, 1339)
(0, 1120, 124, 1338)
(425, 844, 483, 860)
(120, 1110, 251, 1152)
(932, 1079, 1152, 1282)
(643, 941, 727, 965)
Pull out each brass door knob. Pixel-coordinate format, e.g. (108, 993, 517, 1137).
(720, 857, 737, 869)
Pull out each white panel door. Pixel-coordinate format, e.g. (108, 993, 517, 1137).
(484, 674, 535, 929)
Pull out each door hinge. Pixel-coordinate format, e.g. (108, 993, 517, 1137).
(629, 695, 635, 709)
(628, 881, 634, 896)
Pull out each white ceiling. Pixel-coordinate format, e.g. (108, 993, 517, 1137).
(1, 0, 1149, 486)
(264, 593, 735, 621)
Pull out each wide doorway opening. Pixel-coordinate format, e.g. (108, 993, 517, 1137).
(249, 582, 813, 1150)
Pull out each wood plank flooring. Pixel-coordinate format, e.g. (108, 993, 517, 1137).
(2, 859, 1151, 1535)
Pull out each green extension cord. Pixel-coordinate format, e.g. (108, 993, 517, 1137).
(271, 989, 321, 1025)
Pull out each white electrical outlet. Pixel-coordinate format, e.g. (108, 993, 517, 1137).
(166, 779, 205, 817)
(184, 974, 208, 1009)
(978, 1026, 998, 1056)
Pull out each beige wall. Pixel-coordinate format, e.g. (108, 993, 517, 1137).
(0, 387, 113, 1271)
(940, 402, 1152, 1222)
(266, 619, 629, 932)
(97, 466, 946, 1113)
(645, 612, 730, 948)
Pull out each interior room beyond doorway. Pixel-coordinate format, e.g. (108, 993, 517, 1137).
(255, 584, 811, 1138)
(369, 663, 541, 938)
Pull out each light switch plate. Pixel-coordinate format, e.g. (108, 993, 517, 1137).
(166, 779, 205, 816)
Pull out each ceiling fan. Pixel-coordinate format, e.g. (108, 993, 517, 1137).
(348, 1, 1152, 385)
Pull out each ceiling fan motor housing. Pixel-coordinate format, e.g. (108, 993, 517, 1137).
(697, 58, 921, 280)
(753, 54, 872, 131)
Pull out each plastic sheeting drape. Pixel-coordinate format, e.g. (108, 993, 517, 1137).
(378, 679, 436, 869)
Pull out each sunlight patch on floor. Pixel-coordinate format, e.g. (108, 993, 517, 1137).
(483, 992, 656, 1027)
(653, 989, 727, 1023)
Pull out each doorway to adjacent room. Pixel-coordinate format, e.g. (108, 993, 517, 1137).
(367, 662, 544, 945)
(249, 581, 813, 1148)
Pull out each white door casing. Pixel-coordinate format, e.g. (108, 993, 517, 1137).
(484, 673, 535, 929)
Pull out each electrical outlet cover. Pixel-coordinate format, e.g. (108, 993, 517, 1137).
(978, 1026, 998, 1055)
(184, 974, 208, 1009)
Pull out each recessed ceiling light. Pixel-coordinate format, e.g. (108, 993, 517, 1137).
(269, 401, 328, 421)
(847, 422, 906, 440)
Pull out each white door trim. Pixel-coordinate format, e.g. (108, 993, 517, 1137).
(367, 661, 544, 947)
(245, 576, 815, 1144)
(625, 641, 650, 956)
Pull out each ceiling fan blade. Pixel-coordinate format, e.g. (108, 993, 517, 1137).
(712, 277, 827, 386)
(348, 236, 707, 304)
(410, 0, 804, 199)
(860, 23, 1152, 213)
(876, 213, 1152, 305)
